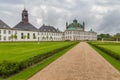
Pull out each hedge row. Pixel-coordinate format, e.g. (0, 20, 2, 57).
(0, 42, 78, 78)
(88, 42, 120, 61)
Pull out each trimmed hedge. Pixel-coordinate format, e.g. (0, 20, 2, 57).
(0, 42, 78, 78)
(88, 42, 120, 61)
(0, 61, 20, 78)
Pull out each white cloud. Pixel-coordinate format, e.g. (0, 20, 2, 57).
(91, 5, 108, 14)
(36, 18, 43, 25)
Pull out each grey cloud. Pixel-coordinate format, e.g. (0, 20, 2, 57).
(98, 9, 120, 34)
(0, 0, 24, 4)
(96, 0, 120, 6)
(0, 0, 120, 34)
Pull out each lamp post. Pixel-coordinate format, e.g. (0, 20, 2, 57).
(102, 38, 104, 42)
(38, 32, 40, 44)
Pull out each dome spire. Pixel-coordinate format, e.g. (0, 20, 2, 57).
(66, 22, 68, 29)
(83, 21, 85, 31)
(23, 5, 26, 10)
(73, 19, 77, 23)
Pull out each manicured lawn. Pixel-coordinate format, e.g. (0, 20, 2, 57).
(89, 41, 120, 71)
(0, 41, 78, 79)
(90, 42, 120, 59)
(7, 44, 75, 80)
(98, 45, 120, 56)
(0, 42, 75, 62)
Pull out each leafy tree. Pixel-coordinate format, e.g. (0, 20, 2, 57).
(10, 34, 17, 41)
(23, 35, 26, 40)
(46, 35, 48, 40)
(42, 36, 45, 40)
(14, 34, 17, 40)
(50, 36, 53, 41)
(113, 33, 120, 41)
(10, 34, 14, 40)
(97, 33, 113, 41)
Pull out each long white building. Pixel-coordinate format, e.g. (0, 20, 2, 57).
(0, 9, 97, 42)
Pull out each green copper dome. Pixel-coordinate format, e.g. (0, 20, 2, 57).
(89, 29, 94, 32)
(66, 19, 84, 31)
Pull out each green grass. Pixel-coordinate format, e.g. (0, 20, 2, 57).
(98, 45, 120, 56)
(7, 42, 76, 80)
(89, 41, 120, 71)
(0, 41, 78, 80)
(90, 41, 120, 59)
(0, 42, 75, 62)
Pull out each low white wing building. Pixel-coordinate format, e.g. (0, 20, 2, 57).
(0, 20, 12, 41)
(39, 24, 63, 41)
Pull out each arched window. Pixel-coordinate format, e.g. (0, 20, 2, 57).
(0, 35, 1, 40)
(33, 33, 36, 39)
(27, 33, 30, 39)
(21, 33, 24, 39)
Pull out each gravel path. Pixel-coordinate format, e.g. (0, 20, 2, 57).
(29, 42, 120, 80)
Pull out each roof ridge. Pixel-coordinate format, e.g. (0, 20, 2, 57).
(0, 19, 11, 29)
(13, 21, 38, 31)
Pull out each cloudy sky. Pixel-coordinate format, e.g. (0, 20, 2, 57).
(0, 0, 120, 34)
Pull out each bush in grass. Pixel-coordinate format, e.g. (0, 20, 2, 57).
(0, 42, 78, 78)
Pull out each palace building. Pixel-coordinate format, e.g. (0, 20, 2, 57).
(64, 19, 97, 41)
(0, 9, 97, 42)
